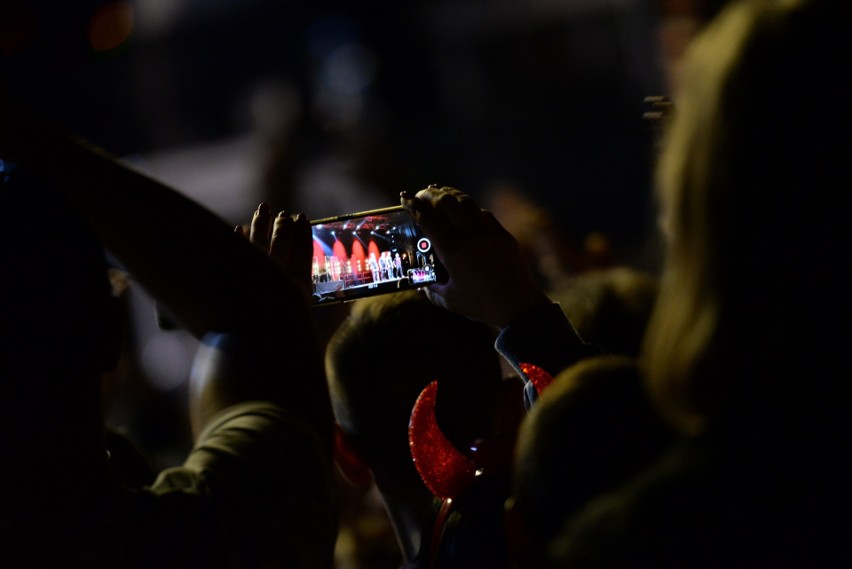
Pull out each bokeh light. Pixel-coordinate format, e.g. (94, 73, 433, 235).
(89, 1, 134, 54)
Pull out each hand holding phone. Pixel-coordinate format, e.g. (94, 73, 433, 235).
(308, 205, 446, 306)
(239, 203, 314, 303)
(401, 186, 551, 328)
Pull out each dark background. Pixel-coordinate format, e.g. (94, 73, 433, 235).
(2, 0, 667, 260)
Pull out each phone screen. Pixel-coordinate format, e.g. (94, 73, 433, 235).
(310, 205, 445, 306)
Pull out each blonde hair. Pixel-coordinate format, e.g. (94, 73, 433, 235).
(641, 0, 846, 434)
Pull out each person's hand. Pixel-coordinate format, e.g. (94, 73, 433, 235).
(236, 202, 313, 303)
(401, 185, 551, 328)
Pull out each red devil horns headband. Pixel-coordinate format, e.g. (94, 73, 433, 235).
(408, 364, 554, 501)
(520, 362, 555, 394)
(409, 381, 478, 500)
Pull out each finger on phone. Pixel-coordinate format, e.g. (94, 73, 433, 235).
(250, 202, 273, 251)
(269, 211, 292, 265)
(433, 190, 474, 231)
(403, 192, 451, 244)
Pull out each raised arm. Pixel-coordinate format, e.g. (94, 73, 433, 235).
(1, 87, 333, 446)
(2, 109, 292, 337)
(401, 185, 602, 408)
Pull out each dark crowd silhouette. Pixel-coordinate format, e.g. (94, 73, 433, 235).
(3, 0, 851, 567)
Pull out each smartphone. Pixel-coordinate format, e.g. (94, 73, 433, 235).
(310, 205, 446, 306)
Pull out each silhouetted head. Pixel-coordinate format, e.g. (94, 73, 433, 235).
(550, 267, 659, 358)
(326, 289, 503, 483)
(325, 290, 513, 567)
(507, 355, 674, 568)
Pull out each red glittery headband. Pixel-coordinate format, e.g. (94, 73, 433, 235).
(408, 363, 555, 500)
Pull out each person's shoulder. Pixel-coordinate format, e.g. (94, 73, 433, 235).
(549, 434, 849, 568)
(545, 441, 715, 567)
